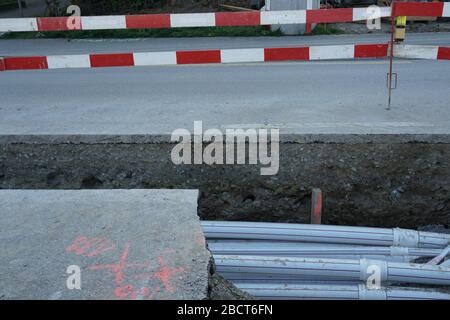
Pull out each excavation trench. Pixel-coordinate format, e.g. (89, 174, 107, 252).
(1, 134, 449, 299)
(1, 134, 449, 228)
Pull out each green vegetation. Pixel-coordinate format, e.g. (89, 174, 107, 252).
(0, 0, 16, 5)
(0, 0, 17, 8)
(311, 24, 344, 35)
(0, 26, 283, 39)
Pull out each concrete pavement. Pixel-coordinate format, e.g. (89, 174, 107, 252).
(0, 58, 449, 134)
(0, 189, 210, 300)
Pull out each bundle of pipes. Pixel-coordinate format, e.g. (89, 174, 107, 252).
(207, 241, 443, 262)
(202, 221, 450, 248)
(201, 221, 450, 300)
(233, 283, 450, 300)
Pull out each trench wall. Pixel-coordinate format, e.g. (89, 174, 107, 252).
(1, 134, 449, 228)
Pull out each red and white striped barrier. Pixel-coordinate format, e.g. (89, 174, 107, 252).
(395, 44, 450, 60)
(0, 8, 392, 32)
(1, 44, 448, 72)
(394, 1, 450, 17)
(3, 1, 450, 33)
(2, 44, 449, 72)
(0, 57, 5, 71)
(0, 43, 388, 71)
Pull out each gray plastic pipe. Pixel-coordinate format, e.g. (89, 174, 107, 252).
(426, 245, 450, 265)
(202, 221, 450, 248)
(214, 255, 450, 286)
(441, 259, 450, 268)
(207, 241, 442, 262)
(233, 283, 450, 300)
(218, 271, 361, 284)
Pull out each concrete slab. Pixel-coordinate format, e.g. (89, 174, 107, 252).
(0, 189, 210, 300)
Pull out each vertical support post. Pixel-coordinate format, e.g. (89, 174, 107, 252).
(387, 0, 396, 110)
(305, 23, 312, 34)
(305, 0, 313, 34)
(17, 0, 24, 17)
(310, 188, 322, 225)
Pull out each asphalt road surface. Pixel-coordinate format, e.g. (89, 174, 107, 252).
(0, 34, 449, 135)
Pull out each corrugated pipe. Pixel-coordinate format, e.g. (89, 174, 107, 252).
(214, 255, 450, 286)
(233, 283, 450, 300)
(202, 221, 450, 248)
(219, 271, 362, 284)
(426, 246, 450, 266)
(208, 241, 443, 262)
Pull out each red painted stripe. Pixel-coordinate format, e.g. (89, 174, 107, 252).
(89, 53, 134, 68)
(176, 50, 221, 64)
(125, 14, 171, 29)
(394, 2, 444, 17)
(4, 56, 48, 70)
(305, 23, 312, 34)
(311, 188, 322, 225)
(37, 17, 82, 31)
(215, 12, 260, 27)
(0, 58, 5, 71)
(354, 44, 388, 58)
(437, 47, 450, 60)
(306, 8, 353, 23)
(264, 47, 309, 61)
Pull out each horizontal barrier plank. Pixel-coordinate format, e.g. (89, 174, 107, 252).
(4, 56, 48, 70)
(1, 44, 448, 72)
(0, 3, 447, 32)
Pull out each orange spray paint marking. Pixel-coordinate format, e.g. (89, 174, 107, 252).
(114, 284, 134, 299)
(114, 285, 153, 300)
(66, 236, 116, 257)
(153, 256, 185, 293)
(88, 243, 151, 285)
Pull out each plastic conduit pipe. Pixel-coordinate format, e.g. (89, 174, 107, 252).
(233, 283, 450, 300)
(202, 221, 450, 248)
(214, 255, 450, 286)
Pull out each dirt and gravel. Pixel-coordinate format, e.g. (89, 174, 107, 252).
(334, 20, 450, 34)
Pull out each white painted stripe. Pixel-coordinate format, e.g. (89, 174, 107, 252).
(170, 13, 215, 28)
(0, 18, 38, 32)
(443, 3, 450, 17)
(133, 51, 177, 66)
(394, 45, 438, 60)
(47, 55, 91, 69)
(260, 10, 306, 25)
(352, 7, 391, 21)
(310, 45, 355, 60)
(81, 16, 126, 30)
(221, 48, 265, 63)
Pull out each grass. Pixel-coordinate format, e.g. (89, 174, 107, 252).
(0, 26, 284, 39)
(311, 24, 345, 35)
(0, 0, 17, 10)
(0, 23, 346, 40)
(0, 0, 16, 5)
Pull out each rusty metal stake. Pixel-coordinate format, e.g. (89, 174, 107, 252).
(387, 0, 396, 110)
(310, 188, 322, 225)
